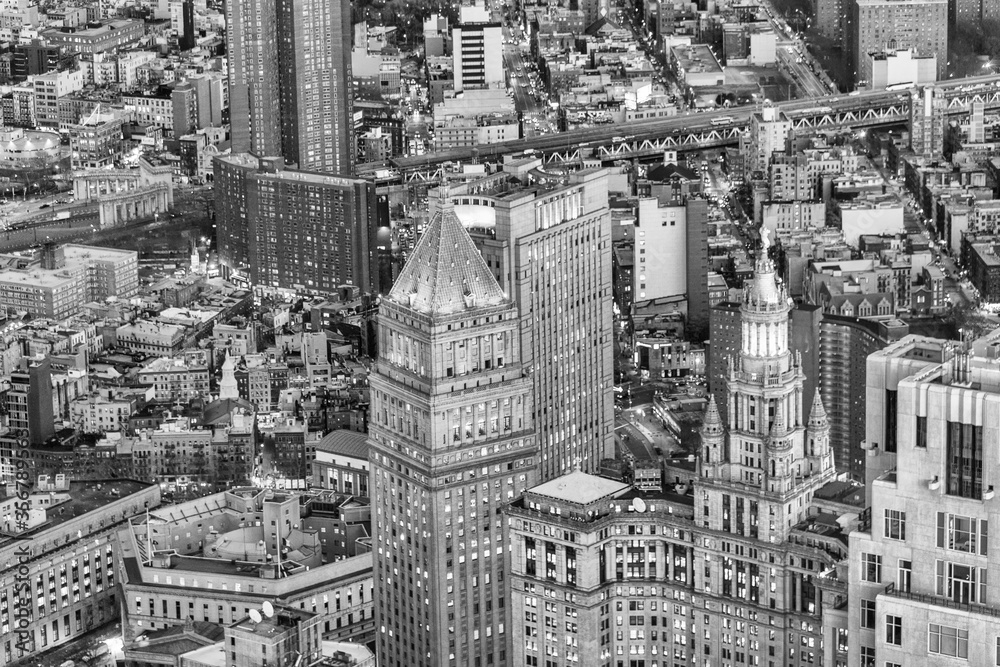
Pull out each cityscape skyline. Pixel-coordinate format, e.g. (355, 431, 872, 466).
(4, 0, 1000, 665)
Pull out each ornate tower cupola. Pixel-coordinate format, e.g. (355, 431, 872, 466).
(701, 394, 725, 477)
(739, 228, 793, 378)
(806, 389, 833, 474)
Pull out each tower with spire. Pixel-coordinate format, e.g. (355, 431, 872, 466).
(369, 184, 537, 667)
(692, 232, 836, 659)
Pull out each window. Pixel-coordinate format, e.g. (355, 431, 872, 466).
(884, 509, 906, 541)
(937, 512, 988, 555)
(861, 646, 875, 667)
(885, 390, 897, 452)
(915, 415, 927, 448)
(885, 615, 902, 646)
(860, 600, 875, 629)
(946, 421, 983, 498)
(861, 553, 882, 583)
(897, 560, 911, 593)
(996, 636, 1000, 666)
(929, 623, 968, 658)
(936, 561, 987, 604)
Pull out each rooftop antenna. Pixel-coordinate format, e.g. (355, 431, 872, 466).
(248, 609, 262, 624)
(262, 601, 274, 618)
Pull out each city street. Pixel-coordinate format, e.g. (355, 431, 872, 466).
(778, 45, 828, 97)
(503, 24, 548, 123)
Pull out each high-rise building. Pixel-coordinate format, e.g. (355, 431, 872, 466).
(276, 0, 354, 174)
(225, 0, 281, 157)
(369, 189, 538, 667)
(743, 102, 792, 177)
(846, 0, 948, 87)
(213, 154, 379, 295)
(226, 0, 354, 174)
(813, 0, 845, 41)
(507, 247, 843, 667)
(849, 334, 1000, 667)
(713, 301, 908, 482)
(708, 302, 822, 440)
(862, 333, 950, 498)
(910, 85, 948, 156)
(633, 196, 711, 336)
(7, 356, 54, 446)
(179, 0, 195, 51)
(954, 0, 1000, 26)
(969, 99, 986, 143)
(460, 169, 615, 479)
(451, 5, 503, 92)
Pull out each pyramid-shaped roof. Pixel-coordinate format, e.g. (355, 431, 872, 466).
(387, 185, 507, 316)
(702, 394, 724, 435)
(808, 389, 828, 426)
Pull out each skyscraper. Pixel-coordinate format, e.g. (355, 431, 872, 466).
(225, 0, 281, 157)
(862, 333, 950, 499)
(369, 188, 538, 667)
(226, 0, 354, 174)
(460, 169, 615, 479)
(711, 301, 907, 483)
(276, 0, 355, 174)
(214, 154, 379, 294)
(849, 335, 999, 667)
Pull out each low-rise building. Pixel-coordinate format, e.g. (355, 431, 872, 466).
(117, 321, 187, 356)
(117, 488, 374, 644)
(136, 356, 209, 401)
(41, 20, 146, 54)
(0, 476, 159, 665)
(312, 430, 369, 497)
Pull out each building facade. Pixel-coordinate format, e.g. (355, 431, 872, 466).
(0, 479, 159, 667)
(452, 6, 503, 92)
(849, 334, 1000, 667)
(226, 0, 354, 174)
(846, 0, 948, 87)
(214, 154, 379, 295)
(476, 169, 616, 479)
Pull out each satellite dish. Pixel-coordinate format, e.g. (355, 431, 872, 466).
(249, 609, 262, 624)
(262, 601, 274, 618)
(633, 498, 647, 513)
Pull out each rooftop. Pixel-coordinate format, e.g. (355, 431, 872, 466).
(530, 471, 630, 505)
(0, 478, 151, 547)
(669, 43, 722, 74)
(63, 244, 136, 263)
(813, 480, 866, 507)
(0, 267, 78, 289)
(387, 187, 508, 316)
(316, 430, 369, 459)
(126, 621, 224, 658)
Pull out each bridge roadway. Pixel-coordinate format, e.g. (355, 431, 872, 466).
(391, 74, 1000, 180)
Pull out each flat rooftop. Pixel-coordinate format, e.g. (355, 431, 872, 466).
(813, 480, 866, 507)
(176, 643, 226, 667)
(0, 479, 151, 547)
(670, 43, 722, 74)
(63, 244, 136, 263)
(0, 268, 78, 289)
(530, 471, 630, 505)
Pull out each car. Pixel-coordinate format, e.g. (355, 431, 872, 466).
(39, 203, 50, 209)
